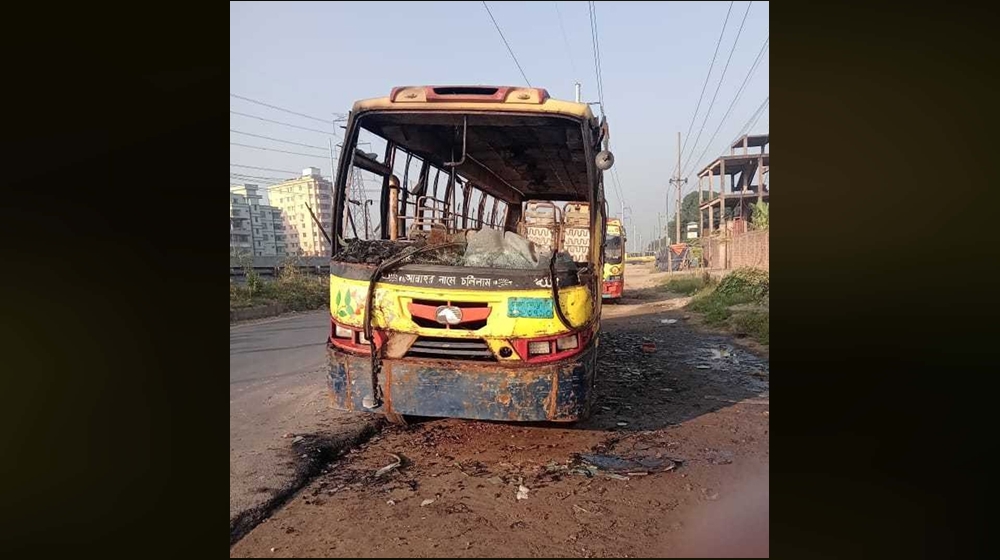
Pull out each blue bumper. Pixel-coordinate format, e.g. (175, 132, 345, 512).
(326, 344, 597, 422)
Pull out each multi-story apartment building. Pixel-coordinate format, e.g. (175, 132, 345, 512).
(266, 167, 333, 257)
(230, 184, 287, 257)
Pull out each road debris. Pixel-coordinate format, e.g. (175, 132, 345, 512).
(706, 450, 734, 465)
(660, 319, 678, 324)
(578, 453, 678, 475)
(616, 421, 629, 427)
(420, 498, 435, 507)
(386, 499, 396, 506)
(374, 453, 402, 478)
(292, 435, 304, 443)
(516, 485, 530, 500)
(641, 342, 656, 353)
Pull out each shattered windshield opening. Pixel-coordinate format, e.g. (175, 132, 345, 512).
(332, 111, 595, 273)
(605, 234, 622, 264)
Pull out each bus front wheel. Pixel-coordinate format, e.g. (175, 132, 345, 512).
(384, 411, 410, 426)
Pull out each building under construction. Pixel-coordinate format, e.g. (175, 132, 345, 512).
(697, 133, 769, 236)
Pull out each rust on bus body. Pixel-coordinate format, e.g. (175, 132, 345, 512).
(326, 344, 595, 422)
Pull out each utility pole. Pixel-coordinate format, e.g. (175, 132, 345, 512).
(657, 213, 664, 251)
(668, 131, 687, 247)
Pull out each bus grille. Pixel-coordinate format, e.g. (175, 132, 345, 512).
(408, 299, 491, 331)
(404, 336, 495, 361)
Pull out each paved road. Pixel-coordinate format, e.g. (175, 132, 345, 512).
(229, 310, 374, 532)
(230, 311, 329, 396)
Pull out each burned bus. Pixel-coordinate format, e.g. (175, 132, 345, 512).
(325, 85, 614, 424)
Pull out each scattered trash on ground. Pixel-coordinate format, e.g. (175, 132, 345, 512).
(706, 450, 734, 465)
(386, 499, 396, 506)
(292, 435, 304, 443)
(708, 347, 733, 360)
(616, 421, 629, 427)
(641, 342, 656, 353)
(420, 498, 435, 507)
(516, 485, 530, 500)
(660, 319, 678, 324)
(374, 453, 402, 478)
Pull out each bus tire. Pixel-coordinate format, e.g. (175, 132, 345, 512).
(384, 411, 409, 426)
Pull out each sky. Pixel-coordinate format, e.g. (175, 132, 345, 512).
(230, 1, 769, 250)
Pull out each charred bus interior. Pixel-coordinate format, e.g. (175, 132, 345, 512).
(332, 111, 607, 284)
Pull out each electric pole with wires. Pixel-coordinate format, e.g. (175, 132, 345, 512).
(669, 131, 687, 251)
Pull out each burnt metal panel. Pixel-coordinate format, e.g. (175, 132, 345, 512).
(389, 363, 553, 421)
(326, 345, 596, 422)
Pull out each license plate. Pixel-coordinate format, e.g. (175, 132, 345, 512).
(507, 297, 554, 319)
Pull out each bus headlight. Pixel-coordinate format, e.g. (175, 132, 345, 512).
(527, 341, 551, 355)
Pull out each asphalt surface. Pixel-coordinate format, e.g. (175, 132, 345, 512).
(230, 311, 375, 528)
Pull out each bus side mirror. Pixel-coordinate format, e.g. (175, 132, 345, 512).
(596, 150, 614, 171)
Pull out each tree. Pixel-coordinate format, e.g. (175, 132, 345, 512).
(751, 201, 769, 230)
(663, 191, 702, 244)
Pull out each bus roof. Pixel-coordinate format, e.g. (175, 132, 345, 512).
(348, 86, 601, 203)
(352, 86, 596, 121)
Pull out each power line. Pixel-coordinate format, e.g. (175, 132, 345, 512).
(553, 2, 580, 81)
(587, 1, 605, 113)
(684, 35, 769, 179)
(727, 96, 769, 150)
(230, 110, 336, 136)
(743, 98, 769, 134)
(721, 41, 770, 145)
(230, 163, 304, 174)
(679, 1, 753, 176)
(482, 2, 532, 87)
(230, 142, 335, 159)
(675, 1, 734, 177)
(610, 167, 627, 215)
(230, 129, 329, 151)
(230, 172, 290, 183)
(230, 93, 331, 124)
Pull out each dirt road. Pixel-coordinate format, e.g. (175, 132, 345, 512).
(231, 265, 769, 557)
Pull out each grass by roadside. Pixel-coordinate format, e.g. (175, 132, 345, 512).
(660, 271, 714, 295)
(663, 267, 769, 345)
(230, 270, 328, 312)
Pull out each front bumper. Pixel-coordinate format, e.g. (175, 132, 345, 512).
(602, 281, 623, 299)
(326, 343, 597, 422)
